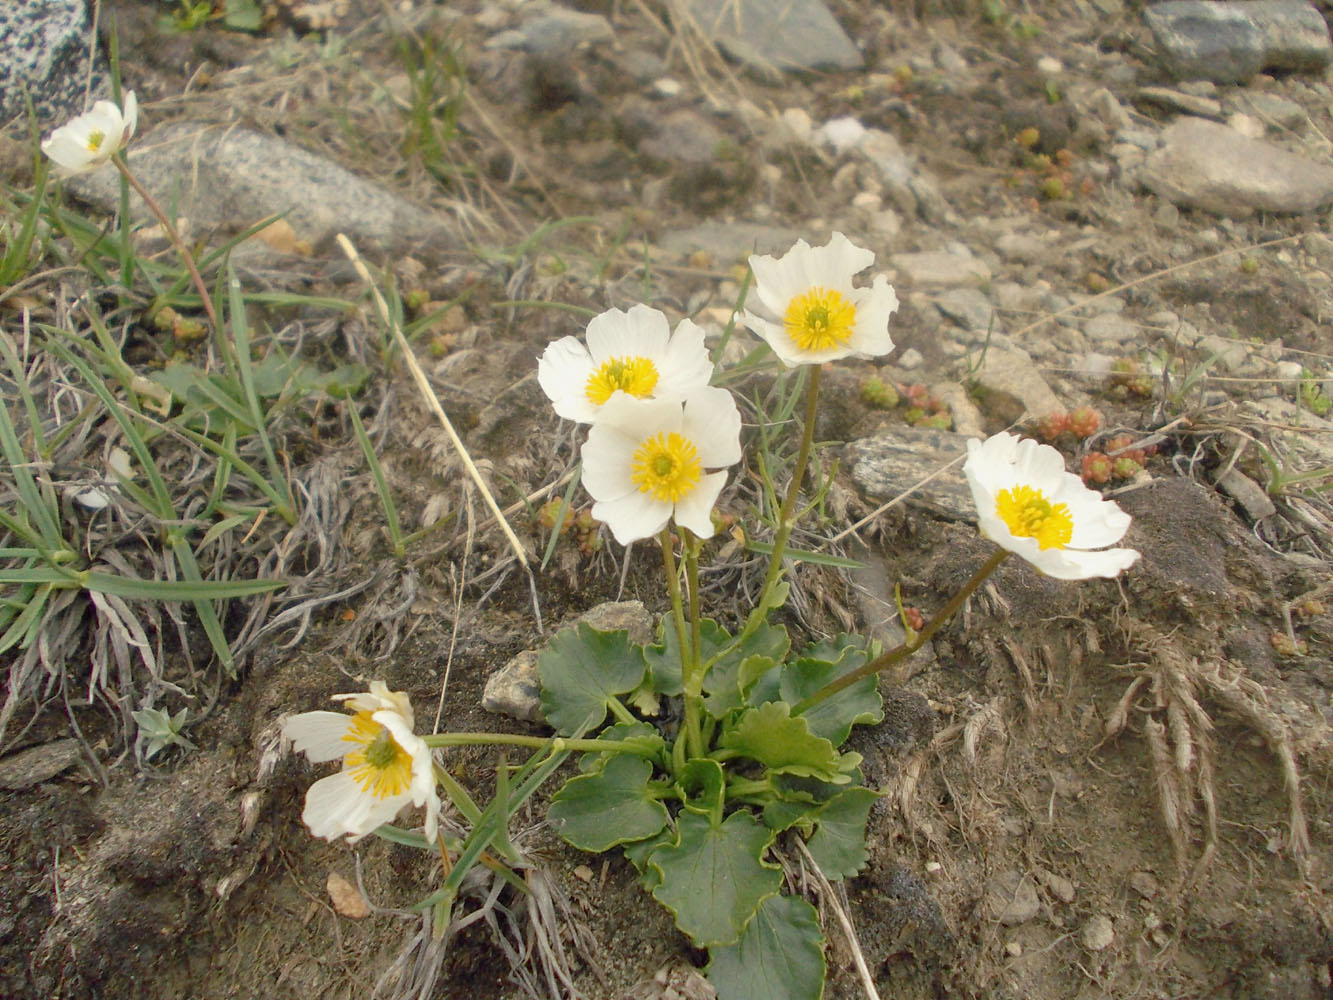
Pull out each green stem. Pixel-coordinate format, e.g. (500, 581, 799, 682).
(793, 548, 1011, 715)
(662, 529, 703, 761)
(423, 732, 659, 757)
(112, 155, 220, 333)
(747, 365, 822, 630)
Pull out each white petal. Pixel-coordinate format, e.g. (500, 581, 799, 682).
(673, 470, 727, 538)
(580, 423, 640, 501)
(747, 239, 811, 319)
(1028, 545, 1141, 581)
(334, 683, 413, 724)
(121, 91, 138, 142)
(806, 232, 875, 288)
(1062, 491, 1132, 549)
(593, 489, 671, 545)
(537, 336, 597, 423)
(656, 319, 714, 398)
(681, 388, 742, 469)
(846, 275, 898, 359)
(741, 310, 798, 367)
(1009, 437, 1068, 496)
(585, 305, 670, 362)
(284, 711, 354, 763)
(302, 770, 405, 841)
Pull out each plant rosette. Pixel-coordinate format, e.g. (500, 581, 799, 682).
(538, 618, 885, 1000)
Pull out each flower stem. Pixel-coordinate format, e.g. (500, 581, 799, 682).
(111, 155, 219, 332)
(792, 548, 1011, 714)
(424, 732, 660, 757)
(749, 365, 822, 627)
(661, 529, 704, 762)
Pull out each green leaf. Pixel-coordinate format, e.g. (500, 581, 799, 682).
(720, 702, 846, 783)
(575, 721, 666, 772)
(650, 810, 782, 948)
(549, 754, 669, 853)
(706, 894, 825, 1000)
(805, 786, 880, 881)
(623, 826, 674, 892)
(703, 621, 791, 716)
(677, 757, 725, 818)
(643, 615, 731, 697)
(784, 638, 883, 746)
(538, 624, 647, 735)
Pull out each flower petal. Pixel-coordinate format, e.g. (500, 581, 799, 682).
(673, 470, 727, 538)
(585, 304, 670, 361)
(593, 489, 671, 545)
(656, 318, 714, 399)
(302, 770, 405, 842)
(580, 422, 641, 501)
(680, 388, 742, 469)
(284, 711, 354, 763)
(537, 336, 597, 423)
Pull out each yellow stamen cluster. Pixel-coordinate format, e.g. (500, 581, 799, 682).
(631, 432, 702, 503)
(342, 711, 413, 799)
(86, 129, 106, 152)
(585, 356, 660, 406)
(783, 286, 856, 352)
(995, 485, 1073, 550)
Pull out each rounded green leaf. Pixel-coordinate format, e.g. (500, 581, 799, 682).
(706, 894, 826, 1000)
(549, 754, 669, 853)
(538, 624, 647, 735)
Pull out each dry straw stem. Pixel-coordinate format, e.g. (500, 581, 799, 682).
(335, 234, 531, 575)
(794, 838, 881, 1000)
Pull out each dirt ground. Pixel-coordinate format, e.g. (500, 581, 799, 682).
(2, 1, 1331, 998)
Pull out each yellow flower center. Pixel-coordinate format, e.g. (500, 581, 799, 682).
(783, 286, 857, 352)
(630, 431, 702, 503)
(995, 485, 1073, 550)
(585, 355, 660, 406)
(86, 129, 106, 152)
(342, 710, 413, 799)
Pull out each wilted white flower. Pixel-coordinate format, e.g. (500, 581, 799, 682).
(283, 681, 440, 843)
(41, 92, 138, 175)
(538, 304, 714, 424)
(744, 232, 898, 367)
(963, 432, 1140, 580)
(580, 388, 741, 545)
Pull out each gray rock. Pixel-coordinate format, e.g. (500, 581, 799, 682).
(889, 250, 991, 287)
(1036, 868, 1076, 904)
(1144, 1, 1332, 85)
(1083, 312, 1140, 344)
(1081, 914, 1115, 951)
(1216, 467, 1277, 521)
(936, 287, 998, 334)
(846, 427, 974, 521)
(897, 347, 924, 370)
(1195, 333, 1251, 371)
(994, 232, 1047, 263)
(686, 0, 862, 74)
(854, 129, 952, 223)
(0, 0, 106, 128)
(970, 347, 1064, 422)
(658, 222, 802, 263)
(1236, 91, 1307, 128)
(499, 7, 614, 55)
(483, 601, 656, 723)
(640, 109, 726, 165)
(1142, 117, 1333, 215)
(67, 123, 462, 254)
(985, 870, 1041, 925)
(1134, 85, 1223, 119)
(1088, 87, 1134, 132)
(930, 382, 986, 438)
(0, 738, 82, 789)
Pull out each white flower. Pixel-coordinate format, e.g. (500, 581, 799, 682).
(580, 388, 742, 545)
(538, 304, 714, 424)
(283, 681, 440, 843)
(41, 92, 138, 175)
(963, 432, 1140, 580)
(744, 232, 898, 367)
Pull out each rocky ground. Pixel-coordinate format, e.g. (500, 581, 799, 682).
(1, 0, 1332, 998)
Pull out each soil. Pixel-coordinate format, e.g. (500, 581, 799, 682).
(2, 1, 1331, 999)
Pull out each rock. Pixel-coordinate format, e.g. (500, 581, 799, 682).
(640, 109, 727, 165)
(897, 347, 923, 369)
(1134, 85, 1223, 119)
(0, 738, 82, 789)
(1142, 117, 1333, 215)
(969, 347, 1064, 423)
(685, 0, 861, 74)
(889, 249, 991, 287)
(483, 602, 656, 723)
(1227, 112, 1267, 138)
(931, 382, 986, 438)
(1216, 467, 1277, 521)
(1195, 333, 1251, 371)
(856, 129, 947, 222)
(936, 287, 998, 334)
(1129, 870, 1161, 899)
(846, 427, 974, 520)
(1236, 91, 1306, 127)
(1082, 312, 1140, 344)
(984, 870, 1041, 925)
(67, 123, 461, 255)
(658, 222, 802, 263)
(0, 0, 106, 128)
(1144, 0, 1332, 85)
(1081, 914, 1115, 951)
(1036, 868, 1076, 904)
(813, 115, 865, 154)
(510, 7, 614, 55)
(995, 232, 1047, 263)
(1088, 87, 1134, 131)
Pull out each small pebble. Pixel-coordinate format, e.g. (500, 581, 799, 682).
(1082, 914, 1115, 952)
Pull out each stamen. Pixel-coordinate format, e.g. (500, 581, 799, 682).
(630, 432, 702, 503)
(995, 485, 1073, 550)
(783, 287, 857, 352)
(585, 355, 659, 406)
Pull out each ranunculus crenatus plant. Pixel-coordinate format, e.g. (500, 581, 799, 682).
(282, 233, 1139, 1000)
